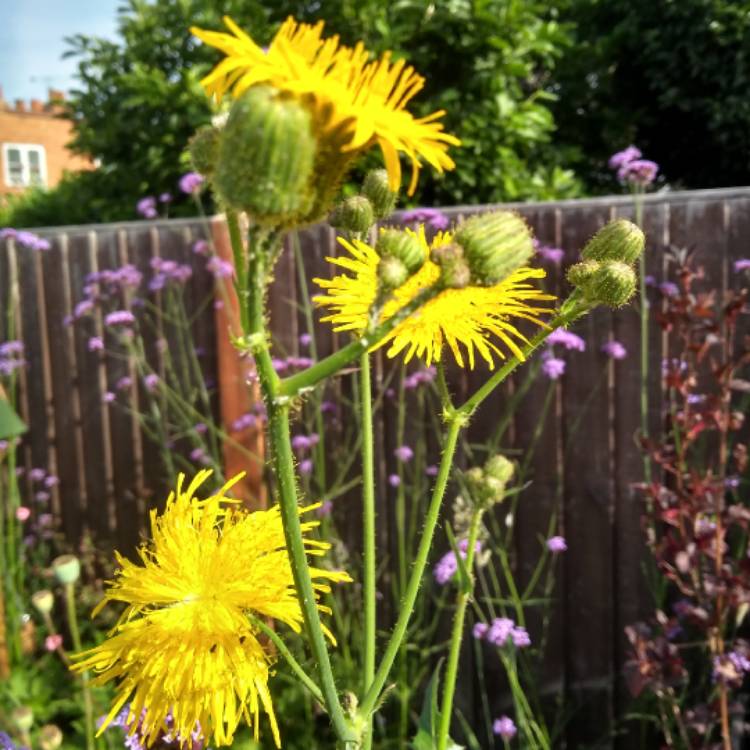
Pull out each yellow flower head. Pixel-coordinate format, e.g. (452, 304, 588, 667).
(71, 471, 349, 748)
(190, 16, 460, 194)
(314, 227, 555, 369)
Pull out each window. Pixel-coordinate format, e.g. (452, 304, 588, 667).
(2, 144, 47, 187)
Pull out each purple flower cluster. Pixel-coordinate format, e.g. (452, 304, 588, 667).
(713, 650, 750, 687)
(0, 731, 22, 750)
(137, 196, 158, 219)
(98, 704, 205, 750)
(292, 433, 319, 453)
(433, 539, 482, 585)
(394, 445, 413, 463)
(475, 616, 531, 649)
(404, 366, 437, 389)
(105, 310, 136, 328)
(272, 356, 314, 373)
(609, 145, 659, 186)
(0, 340, 25, 377)
(546, 328, 586, 352)
(0, 227, 51, 251)
(546, 535, 567, 553)
(401, 207, 450, 231)
(541, 350, 565, 380)
(535, 239, 565, 265)
(734, 259, 750, 273)
(230, 402, 267, 432)
(206, 256, 234, 279)
(149, 257, 192, 290)
(493, 716, 517, 740)
(601, 340, 627, 360)
(179, 172, 205, 195)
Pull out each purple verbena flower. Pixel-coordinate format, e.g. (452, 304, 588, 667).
(493, 716, 517, 740)
(105, 310, 135, 327)
(29, 468, 46, 482)
(486, 617, 514, 646)
(88, 336, 104, 352)
(136, 196, 158, 219)
(546, 535, 567, 553)
(602, 340, 627, 360)
(116, 376, 133, 391)
(143, 373, 160, 392)
(317, 500, 333, 517)
(299, 333, 312, 347)
(299, 459, 313, 476)
(541, 351, 566, 380)
(618, 159, 659, 186)
(608, 145, 642, 170)
(159, 192, 172, 203)
(205, 256, 234, 279)
(473, 622, 489, 640)
(433, 550, 458, 585)
(394, 445, 414, 462)
(401, 207, 450, 231)
(231, 413, 256, 431)
(103, 391, 116, 403)
(388, 473, 401, 488)
(734, 259, 750, 272)
(511, 626, 531, 648)
(179, 172, 205, 195)
(536, 245, 565, 264)
(547, 328, 586, 352)
(425, 465, 439, 477)
(659, 281, 679, 297)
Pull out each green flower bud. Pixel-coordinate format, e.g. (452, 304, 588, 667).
(566, 259, 600, 288)
(363, 169, 397, 219)
(376, 229, 425, 273)
(52, 554, 80, 585)
(485, 455, 514, 486)
(454, 211, 534, 285)
(431, 243, 470, 289)
(377, 256, 409, 291)
(31, 589, 54, 615)
(585, 261, 637, 308)
(12, 706, 33, 732)
(39, 724, 63, 750)
(214, 86, 316, 226)
(330, 196, 375, 235)
(581, 219, 645, 266)
(188, 125, 221, 177)
(465, 467, 485, 495)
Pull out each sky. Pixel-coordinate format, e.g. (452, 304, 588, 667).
(0, 0, 121, 103)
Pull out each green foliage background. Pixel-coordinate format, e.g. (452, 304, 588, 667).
(0, 0, 578, 228)
(4, 0, 750, 228)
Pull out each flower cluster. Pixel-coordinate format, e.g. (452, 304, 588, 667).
(0, 340, 25, 377)
(540, 327, 585, 381)
(401, 207, 450, 231)
(149, 257, 193, 291)
(433, 539, 482, 585)
(0, 227, 51, 251)
(609, 145, 659, 186)
(473, 616, 531, 649)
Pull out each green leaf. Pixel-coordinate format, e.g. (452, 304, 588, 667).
(411, 660, 465, 750)
(0, 398, 26, 440)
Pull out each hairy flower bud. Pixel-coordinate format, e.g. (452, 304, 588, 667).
(188, 125, 221, 177)
(377, 256, 409, 291)
(581, 219, 645, 266)
(39, 724, 63, 750)
(585, 261, 637, 307)
(376, 229, 425, 273)
(214, 86, 316, 225)
(12, 706, 33, 732)
(363, 169, 397, 219)
(31, 589, 54, 615)
(485, 454, 514, 486)
(431, 243, 470, 288)
(52, 554, 80, 585)
(566, 259, 599, 288)
(454, 211, 534, 285)
(330, 196, 375, 235)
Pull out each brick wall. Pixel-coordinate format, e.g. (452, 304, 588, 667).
(0, 97, 92, 197)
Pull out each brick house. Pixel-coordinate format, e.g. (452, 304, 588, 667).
(0, 87, 92, 197)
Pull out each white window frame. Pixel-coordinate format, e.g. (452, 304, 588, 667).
(2, 143, 48, 188)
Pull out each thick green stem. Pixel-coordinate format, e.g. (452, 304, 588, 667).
(359, 416, 464, 719)
(437, 507, 483, 750)
(360, 352, 376, 750)
(65, 583, 95, 750)
(243, 231, 356, 747)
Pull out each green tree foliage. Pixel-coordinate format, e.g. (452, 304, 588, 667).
(553, 0, 750, 191)
(3, 0, 579, 228)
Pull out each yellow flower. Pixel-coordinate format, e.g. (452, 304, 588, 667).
(190, 16, 460, 194)
(71, 471, 349, 748)
(314, 228, 555, 369)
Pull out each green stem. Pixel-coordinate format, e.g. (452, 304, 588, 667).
(243, 230, 356, 747)
(360, 351, 377, 750)
(359, 415, 464, 719)
(65, 583, 95, 750)
(250, 616, 324, 705)
(437, 507, 483, 750)
(634, 193, 652, 482)
(279, 286, 440, 398)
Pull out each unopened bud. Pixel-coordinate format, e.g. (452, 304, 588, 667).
(585, 261, 637, 307)
(485, 455, 514, 485)
(431, 243, 470, 288)
(52, 554, 80, 585)
(376, 229, 425, 273)
(214, 86, 316, 225)
(566, 259, 599, 288)
(330, 196, 374, 235)
(39, 724, 63, 750)
(188, 125, 221, 177)
(31, 589, 55, 615)
(378, 256, 409, 291)
(454, 211, 534, 285)
(12, 706, 33, 733)
(581, 219, 645, 266)
(363, 169, 397, 219)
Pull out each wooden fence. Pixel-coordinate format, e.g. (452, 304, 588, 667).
(2, 186, 750, 748)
